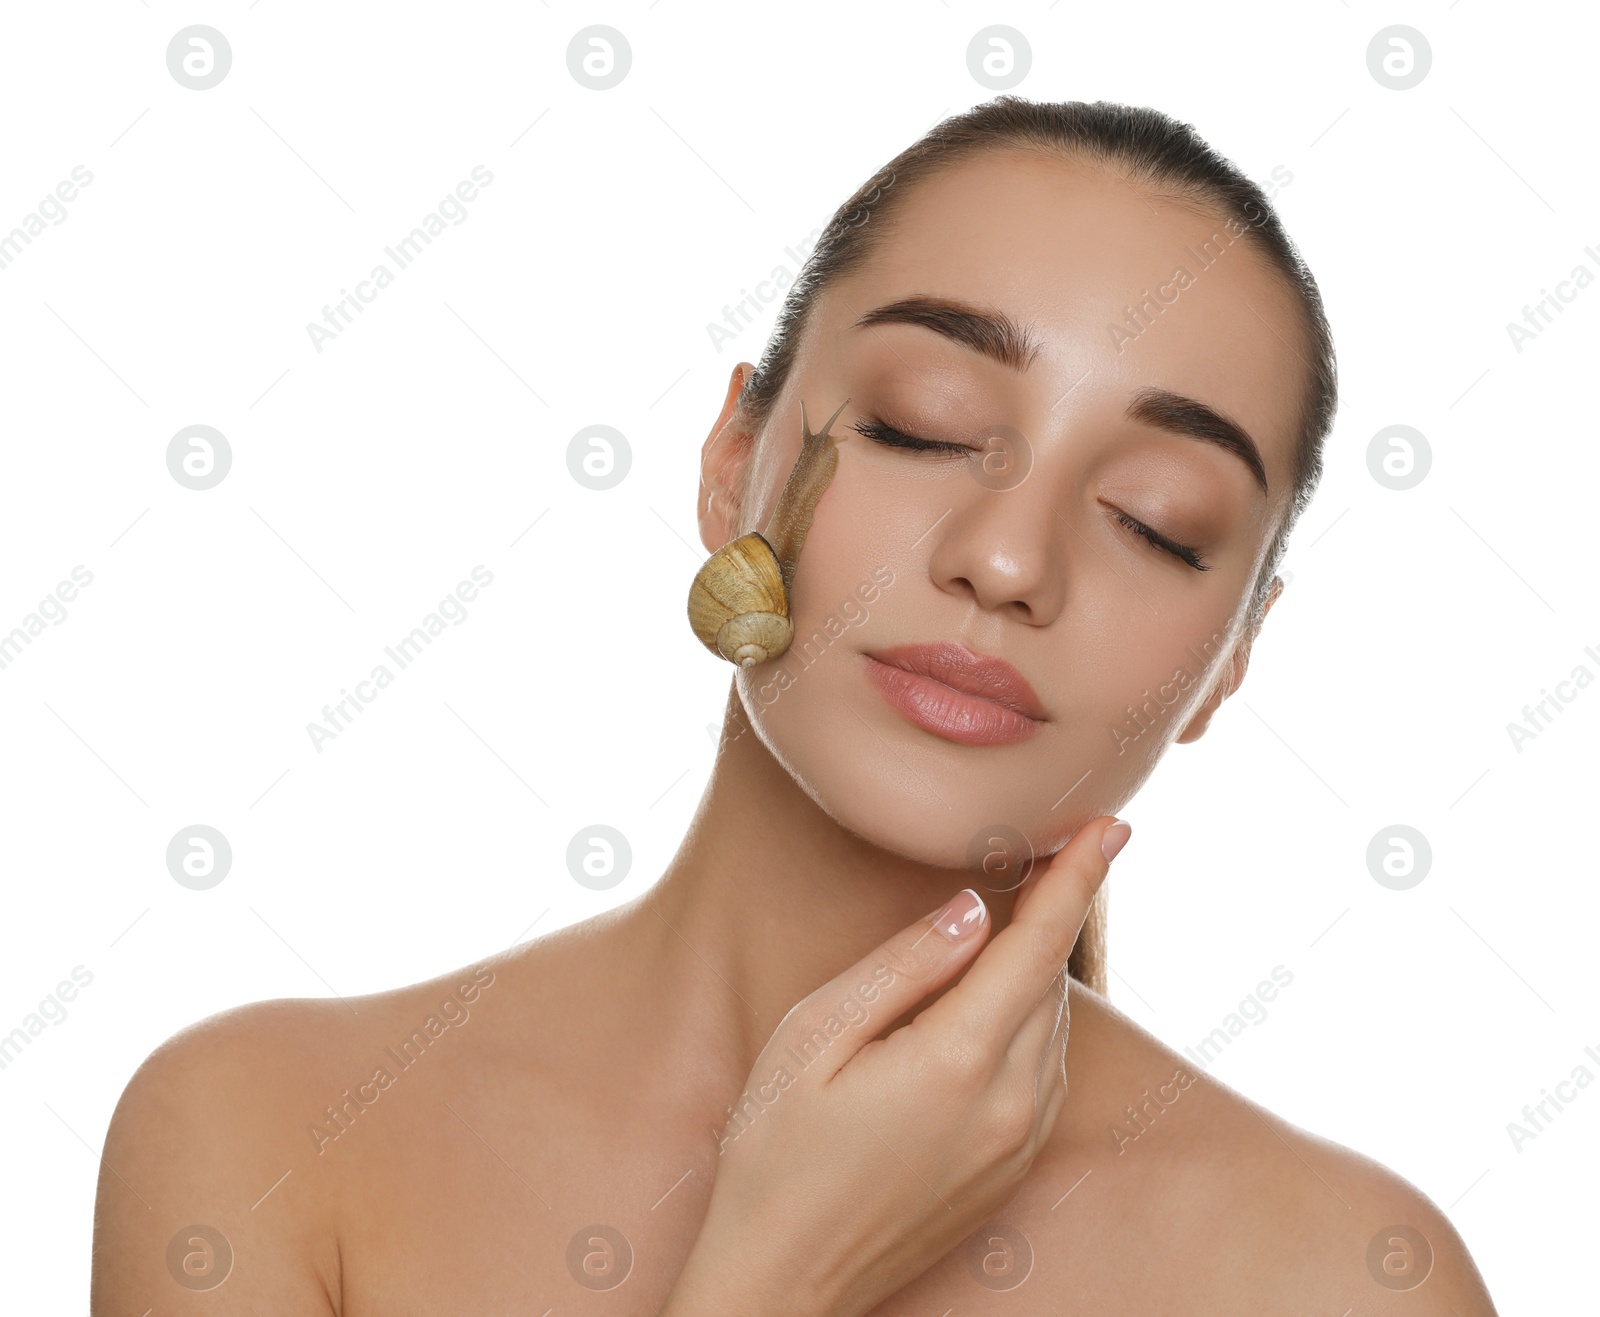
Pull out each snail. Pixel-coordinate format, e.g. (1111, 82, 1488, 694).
(687, 396, 852, 667)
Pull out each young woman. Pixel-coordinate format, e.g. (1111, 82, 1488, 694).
(92, 98, 1499, 1315)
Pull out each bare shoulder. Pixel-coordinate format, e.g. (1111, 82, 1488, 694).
(1058, 983, 1501, 1314)
(90, 952, 514, 1315)
(91, 993, 348, 1313)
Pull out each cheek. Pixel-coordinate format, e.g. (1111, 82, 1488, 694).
(730, 476, 884, 731)
(768, 453, 921, 659)
(716, 440, 875, 697)
(798, 455, 922, 599)
(1072, 595, 1233, 746)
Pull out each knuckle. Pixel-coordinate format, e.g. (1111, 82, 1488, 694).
(925, 1029, 994, 1095)
(780, 1008, 835, 1065)
(773, 996, 848, 1071)
(985, 1094, 1036, 1152)
(874, 941, 925, 989)
(986, 1080, 1038, 1155)
(1024, 917, 1071, 981)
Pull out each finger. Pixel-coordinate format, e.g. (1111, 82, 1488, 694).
(1000, 956, 1067, 1111)
(1003, 965, 1072, 1151)
(1029, 974, 1070, 1111)
(998, 987, 1070, 1160)
(1008, 865, 1094, 1110)
(1010, 822, 1083, 922)
(919, 816, 1128, 1052)
(988, 937, 1066, 1074)
(770, 887, 992, 1084)
(1010, 834, 1065, 923)
(1035, 1055, 1068, 1144)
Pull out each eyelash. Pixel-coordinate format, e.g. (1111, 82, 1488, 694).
(851, 415, 1212, 572)
(851, 416, 971, 457)
(1108, 508, 1211, 572)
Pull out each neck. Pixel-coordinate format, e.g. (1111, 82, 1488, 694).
(623, 680, 1029, 1106)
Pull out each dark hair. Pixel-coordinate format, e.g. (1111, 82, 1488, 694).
(735, 96, 1337, 994)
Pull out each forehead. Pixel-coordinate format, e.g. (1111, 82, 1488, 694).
(814, 149, 1309, 505)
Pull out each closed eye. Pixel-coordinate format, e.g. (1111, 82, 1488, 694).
(1106, 505, 1210, 571)
(856, 415, 1210, 571)
(851, 416, 974, 458)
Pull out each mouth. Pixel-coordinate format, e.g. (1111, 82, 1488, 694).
(862, 642, 1046, 747)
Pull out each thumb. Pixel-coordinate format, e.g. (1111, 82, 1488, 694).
(1012, 815, 1130, 923)
(771, 888, 990, 1085)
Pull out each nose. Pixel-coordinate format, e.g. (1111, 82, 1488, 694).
(925, 469, 1068, 626)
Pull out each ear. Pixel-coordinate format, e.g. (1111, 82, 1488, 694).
(1173, 573, 1286, 745)
(697, 363, 759, 553)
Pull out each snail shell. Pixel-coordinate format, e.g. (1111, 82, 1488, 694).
(687, 530, 791, 667)
(687, 397, 852, 668)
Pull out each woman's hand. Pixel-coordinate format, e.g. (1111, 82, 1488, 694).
(659, 814, 1131, 1317)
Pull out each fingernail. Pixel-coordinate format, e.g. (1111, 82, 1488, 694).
(1101, 820, 1132, 863)
(931, 888, 986, 940)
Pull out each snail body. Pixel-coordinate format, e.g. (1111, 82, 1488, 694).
(687, 397, 852, 667)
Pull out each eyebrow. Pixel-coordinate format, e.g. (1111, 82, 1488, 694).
(853, 294, 1043, 374)
(1125, 385, 1269, 495)
(852, 293, 1270, 495)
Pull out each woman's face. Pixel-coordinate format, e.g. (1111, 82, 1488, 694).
(698, 149, 1307, 872)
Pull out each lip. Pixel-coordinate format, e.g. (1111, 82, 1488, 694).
(863, 642, 1046, 747)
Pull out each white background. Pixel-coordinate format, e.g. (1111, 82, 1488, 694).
(0, 3, 1593, 1312)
